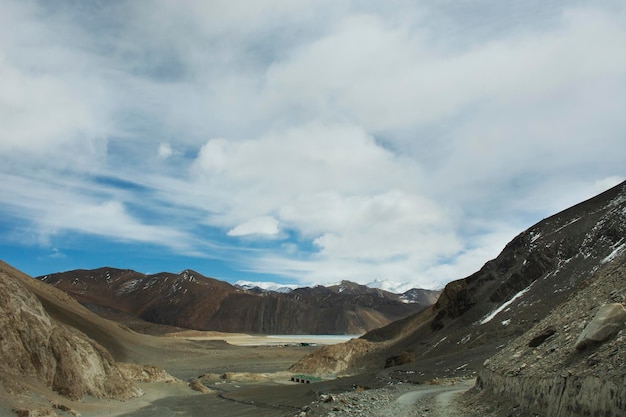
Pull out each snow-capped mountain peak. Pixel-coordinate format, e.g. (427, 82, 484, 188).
(234, 278, 433, 296)
(234, 280, 297, 293)
(365, 278, 416, 294)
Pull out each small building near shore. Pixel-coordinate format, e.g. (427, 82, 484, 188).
(291, 374, 321, 384)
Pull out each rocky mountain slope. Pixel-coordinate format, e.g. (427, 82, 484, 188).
(0, 260, 142, 409)
(477, 251, 625, 416)
(38, 270, 439, 334)
(291, 180, 626, 382)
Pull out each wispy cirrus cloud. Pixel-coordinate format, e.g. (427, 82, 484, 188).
(0, 173, 195, 253)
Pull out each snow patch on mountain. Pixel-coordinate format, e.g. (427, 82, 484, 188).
(234, 280, 298, 293)
(235, 278, 422, 295)
(480, 281, 536, 325)
(365, 278, 416, 294)
(602, 241, 625, 264)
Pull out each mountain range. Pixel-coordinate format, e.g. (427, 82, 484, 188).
(234, 277, 422, 295)
(38, 269, 440, 335)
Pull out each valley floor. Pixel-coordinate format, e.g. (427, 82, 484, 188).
(1, 329, 539, 417)
(1, 334, 319, 417)
(78, 378, 489, 417)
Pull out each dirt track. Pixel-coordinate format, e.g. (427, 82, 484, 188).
(394, 381, 473, 416)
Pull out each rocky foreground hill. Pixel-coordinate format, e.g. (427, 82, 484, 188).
(38, 270, 439, 335)
(0, 261, 142, 413)
(477, 251, 625, 416)
(290, 181, 626, 416)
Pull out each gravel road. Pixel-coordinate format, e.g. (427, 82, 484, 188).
(297, 378, 476, 417)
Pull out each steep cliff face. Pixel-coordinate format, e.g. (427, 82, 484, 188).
(38, 270, 436, 335)
(429, 180, 626, 338)
(292, 181, 626, 376)
(0, 261, 141, 401)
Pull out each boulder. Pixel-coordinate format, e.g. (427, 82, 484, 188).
(575, 303, 626, 350)
(189, 379, 213, 393)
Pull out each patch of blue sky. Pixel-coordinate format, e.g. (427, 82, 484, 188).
(4, 230, 240, 282)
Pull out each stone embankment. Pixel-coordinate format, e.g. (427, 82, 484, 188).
(477, 371, 624, 416)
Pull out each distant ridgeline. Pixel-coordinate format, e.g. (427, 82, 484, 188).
(38, 269, 440, 335)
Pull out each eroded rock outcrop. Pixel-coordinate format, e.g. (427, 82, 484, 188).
(117, 363, 180, 383)
(0, 263, 141, 401)
(288, 338, 378, 376)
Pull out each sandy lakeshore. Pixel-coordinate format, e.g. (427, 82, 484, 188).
(164, 330, 361, 346)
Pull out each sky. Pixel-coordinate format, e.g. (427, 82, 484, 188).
(1, 0, 625, 291)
